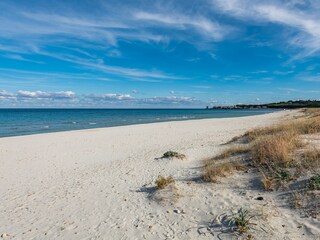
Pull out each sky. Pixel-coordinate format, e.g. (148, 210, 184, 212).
(0, 0, 320, 108)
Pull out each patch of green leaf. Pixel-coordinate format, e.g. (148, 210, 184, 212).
(307, 174, 320, 190)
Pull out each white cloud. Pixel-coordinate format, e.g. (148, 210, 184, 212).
(17, 90, 76, 99)
(0, 1, 236, 75)
(300, 74, 320, 82)
(134, 11, 231, 41)
(34, 50, 185, 81)
(99, 93, 133, 100)
(250, 70, 268, 74)
(85, 93, 200, 105)
(213, 0, 320, 57)
(107, 49, 122, 58)
(2, 53, 43, 64)
(0, 4, 192, 81)
(142, 96, 197, 105)
(0, 90, 15, 100)
(57, 91, 203, 107)
(0, 89, 205, 107)
(273, 70, 294, 75)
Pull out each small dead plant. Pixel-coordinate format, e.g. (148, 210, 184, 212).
(155, 176, 175, 189)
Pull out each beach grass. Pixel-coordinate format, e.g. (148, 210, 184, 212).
(203, 108, 320, 216)
(230, 208, 255, 235)
(301, 147, 320, 170)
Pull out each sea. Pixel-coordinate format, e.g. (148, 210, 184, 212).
(0, 108, 277, 138)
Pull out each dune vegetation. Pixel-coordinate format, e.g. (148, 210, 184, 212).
(204, 108, 320, 217)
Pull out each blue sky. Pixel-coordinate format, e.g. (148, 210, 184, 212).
(1, 0, 320, 108)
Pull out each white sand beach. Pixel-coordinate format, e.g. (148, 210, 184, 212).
(1, 110, 319, 240)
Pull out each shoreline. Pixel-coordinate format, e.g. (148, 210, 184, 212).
(0, 109, 280, 139)
(1, 109, 319, 239)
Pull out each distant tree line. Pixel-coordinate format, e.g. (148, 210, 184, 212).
(207, 100, 320, 109)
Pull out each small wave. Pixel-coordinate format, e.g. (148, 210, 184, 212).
(43, 125, 49, 128)
(167, 117, 178, 120)
(89, 122, 97, 125)
(63, 121, 78, 124)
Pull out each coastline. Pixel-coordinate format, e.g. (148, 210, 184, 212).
(0, 108, 278, 138)
(1, 109, 319, 239)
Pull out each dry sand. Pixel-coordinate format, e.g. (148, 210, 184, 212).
(1, 110, 319, 239)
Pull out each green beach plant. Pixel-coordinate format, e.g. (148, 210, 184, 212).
(274, 169, 291, 181)
(162, 151, 186, 160)
(307, 174, 320, 190)
(228, 208, 256, 235)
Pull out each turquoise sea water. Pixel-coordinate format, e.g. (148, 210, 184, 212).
(0, 109, 277, 138)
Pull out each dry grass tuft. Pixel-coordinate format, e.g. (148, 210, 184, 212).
(251, 131, 301, 168)
(293, 192, 302, 209)
(257, 167, 274, 191)
(243, 116, 320, 143)
(215, 145, 250, 160)
(155, 176, 175, 189)
(202, 109, 320, 217)
(203, 160, 235, 183)
(302, 108, 320, 118)
(244, 124, 287, 142)
(301, 147, 320, 170)
(294, 118, 320, 134)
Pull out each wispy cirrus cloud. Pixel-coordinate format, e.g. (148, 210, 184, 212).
(298, 74, 320, 82)
(0, 1, 231, 61)
(1, 0, 320, 107)
(0, 2, 192, 81)
(212, 0, 320, 58)
(1, 53, 44, 64)
(134, 11, 232, 42)
(0, 68, 116, 85)
(273, 70, 294, 75)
